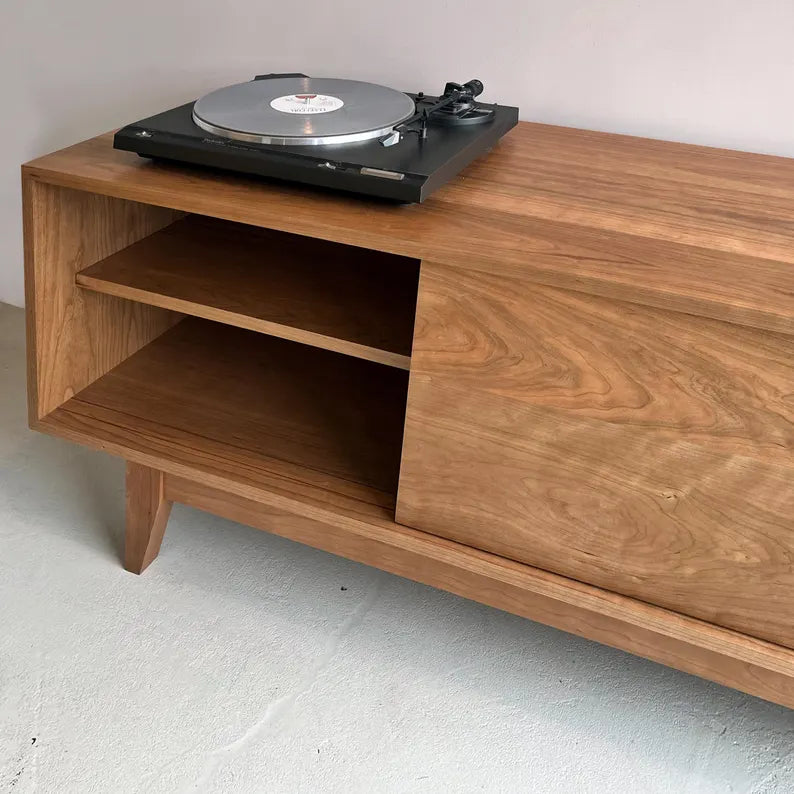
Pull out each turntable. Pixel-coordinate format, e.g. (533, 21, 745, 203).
(114, 74, 519, 202)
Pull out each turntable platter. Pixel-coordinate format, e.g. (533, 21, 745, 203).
(192, 77, 416, 146)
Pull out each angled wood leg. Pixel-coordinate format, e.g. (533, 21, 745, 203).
(125, 462, 172, 574)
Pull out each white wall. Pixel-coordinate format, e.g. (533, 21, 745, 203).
(3, 0, 794, 307)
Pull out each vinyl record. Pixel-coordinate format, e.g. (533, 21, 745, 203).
(192, 77, 416, 146)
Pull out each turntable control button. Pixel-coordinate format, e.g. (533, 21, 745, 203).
(360, 167, 405, 181)
(319, 161, 337, 170)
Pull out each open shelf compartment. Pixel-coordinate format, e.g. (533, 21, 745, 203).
(40, 318, 409, 515)
(76, 214, 421, 370)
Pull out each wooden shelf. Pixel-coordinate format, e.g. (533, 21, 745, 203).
(40, 318, 409, 513)
(76, 216, 420, 370)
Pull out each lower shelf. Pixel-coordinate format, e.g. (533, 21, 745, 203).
(40, 318, 409, 514)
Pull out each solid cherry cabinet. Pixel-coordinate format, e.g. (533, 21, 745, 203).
(23, 123, 794, 709)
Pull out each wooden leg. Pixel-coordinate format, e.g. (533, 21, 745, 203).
(125, 462, 172, 574)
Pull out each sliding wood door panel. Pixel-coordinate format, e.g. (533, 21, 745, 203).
(397, 261, 794, 648)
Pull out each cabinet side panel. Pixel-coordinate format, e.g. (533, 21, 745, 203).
(23, 177, 183, 420)
(397, 261, 794, 648)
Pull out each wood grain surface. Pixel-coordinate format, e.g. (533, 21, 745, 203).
(40, 318, 408, 511)
(22, 126, 794, 335)
(164, 474, 794, 711)
(23, 178, 182, 419)
(76, 215, 419, 369)
(397, 261, 794, 648)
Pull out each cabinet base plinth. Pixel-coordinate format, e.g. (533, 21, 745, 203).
(160, 472, 794, 711)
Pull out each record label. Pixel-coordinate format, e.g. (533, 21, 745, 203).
(270, 94, 344, 114)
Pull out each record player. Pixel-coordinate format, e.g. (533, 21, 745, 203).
(114, 73, 519, 202)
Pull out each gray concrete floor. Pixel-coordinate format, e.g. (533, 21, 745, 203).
(1, 301, 793, 793)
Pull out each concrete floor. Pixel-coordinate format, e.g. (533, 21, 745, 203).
(1, 301, 794, 794)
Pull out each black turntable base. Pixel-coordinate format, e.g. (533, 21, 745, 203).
(114, 74, 519, 202)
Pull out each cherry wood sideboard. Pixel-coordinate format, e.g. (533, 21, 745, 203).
(22, 123, 794, 708)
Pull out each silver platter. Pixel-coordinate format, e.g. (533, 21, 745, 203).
(192, 77, 416, 146)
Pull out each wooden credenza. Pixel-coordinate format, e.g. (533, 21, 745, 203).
(22, 123, 794, 708)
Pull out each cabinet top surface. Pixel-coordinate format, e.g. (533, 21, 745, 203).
(23, 122, 794, 331)
(23, 123, 794, 260)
